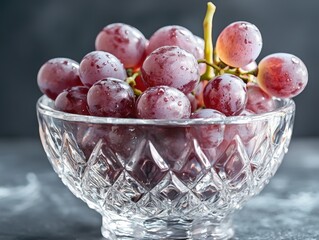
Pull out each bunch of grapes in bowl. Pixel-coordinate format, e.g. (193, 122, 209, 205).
(36, 2, 307, 239)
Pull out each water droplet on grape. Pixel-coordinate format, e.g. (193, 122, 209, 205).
(158, 88, 165, 94)
(291, 57, 299, 64)
(178, 101, 182, 106)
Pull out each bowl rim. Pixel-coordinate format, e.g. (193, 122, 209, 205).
(37, 95, 295, 126)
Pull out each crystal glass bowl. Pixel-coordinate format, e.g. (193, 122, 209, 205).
(37, 95, 295, 239)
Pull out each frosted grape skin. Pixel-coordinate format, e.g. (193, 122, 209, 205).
(55, 86, 90, 115)
(79, 51, 127, 87)
(203, 74, 247, 116)
(257, 53, 308, 98)
(95, 23, 148, 69)
(37, 58, 82, 100)
(146, 25, 200, 59)
(141, 46, 200, 94)
(216, 21, 262, 68)
(87, 78, 135, 118)
(136, 86, 191, 119)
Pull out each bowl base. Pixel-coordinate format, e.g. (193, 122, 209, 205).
(101, 215, 234, 239)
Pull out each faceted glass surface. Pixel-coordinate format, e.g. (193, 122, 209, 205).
(37, 95, 295, 239)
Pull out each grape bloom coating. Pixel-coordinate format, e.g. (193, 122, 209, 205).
(203, 74, 247, 116)
(87, 78, 135, 118)
(79, 51, 127, 87)
(95, 23, 148, 69)
(257, 53, 308, 98)
(37, 58, 82, 100)
(136, 86, 191, 119)
(216, 21, 262, 68)
(141, 46, 200, 94)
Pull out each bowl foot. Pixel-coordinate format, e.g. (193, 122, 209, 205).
(101, 215, 234, 239)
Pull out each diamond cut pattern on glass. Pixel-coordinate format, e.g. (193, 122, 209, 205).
(37, 98, 295, 224)
(39, 116, 63, 172)
(126, 139, 168, 191)
(82, 139, 123, 205)
(192, 169, 223, 203)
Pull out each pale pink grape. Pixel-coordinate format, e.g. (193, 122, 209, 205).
(141, 46, 200, 94)
(95, 23, 148, 69)
(37, 58, 82, 100)
(146, 25, 200, 58)
(136, 86, 191, 119)
(216, 21, 262, 67)
(79, 51, 127, 87)
(257, 53, 308, 98)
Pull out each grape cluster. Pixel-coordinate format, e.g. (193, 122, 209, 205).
(37, 2, 308, 121)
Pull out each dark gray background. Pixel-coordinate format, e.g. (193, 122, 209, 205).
(1, 0, 318, 138)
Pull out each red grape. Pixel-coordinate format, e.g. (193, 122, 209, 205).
(37, 58, 82, 100)
(95, 23, 148, 69)
(246, 83, 275, 114)
(55, 86, 90, 115)
(203, 74, 247, 116)
(146, 25, 200, 58)
(79, 51, 127, 87)
(136, 86, 191, 119)
(190, 109, 226, 148)
(216, 21, 262, 67)
(141, 46, 200, 94)
(87, 78, 135, 117)
(257, 53, 308, 98)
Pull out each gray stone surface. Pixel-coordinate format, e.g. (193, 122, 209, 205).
(0, 138, 318, 240)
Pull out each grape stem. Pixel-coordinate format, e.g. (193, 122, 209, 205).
(126, 71, 142, 96)
(201, 2, 216, 81)
(198, 59, 220, 71)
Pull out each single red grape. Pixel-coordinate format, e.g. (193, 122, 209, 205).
(95, 23, 148, 69)
(37, 58, 82, 100)
(55, 86, 90, 115)
(203, 74, 247, 116)
(136, 86, 191, 119)
(257, 53, 308, 98)
(87, 78, 135, 117)
(79, 51, 127, 87)
(146, 25, 200, 59)
(141, 46, 200, 94)
(216, 21, 262, 67)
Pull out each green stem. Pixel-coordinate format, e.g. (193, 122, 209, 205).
(198, 59, 221, 71)
(126, 71, 142, 96)
(201, 2, 216, 80)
